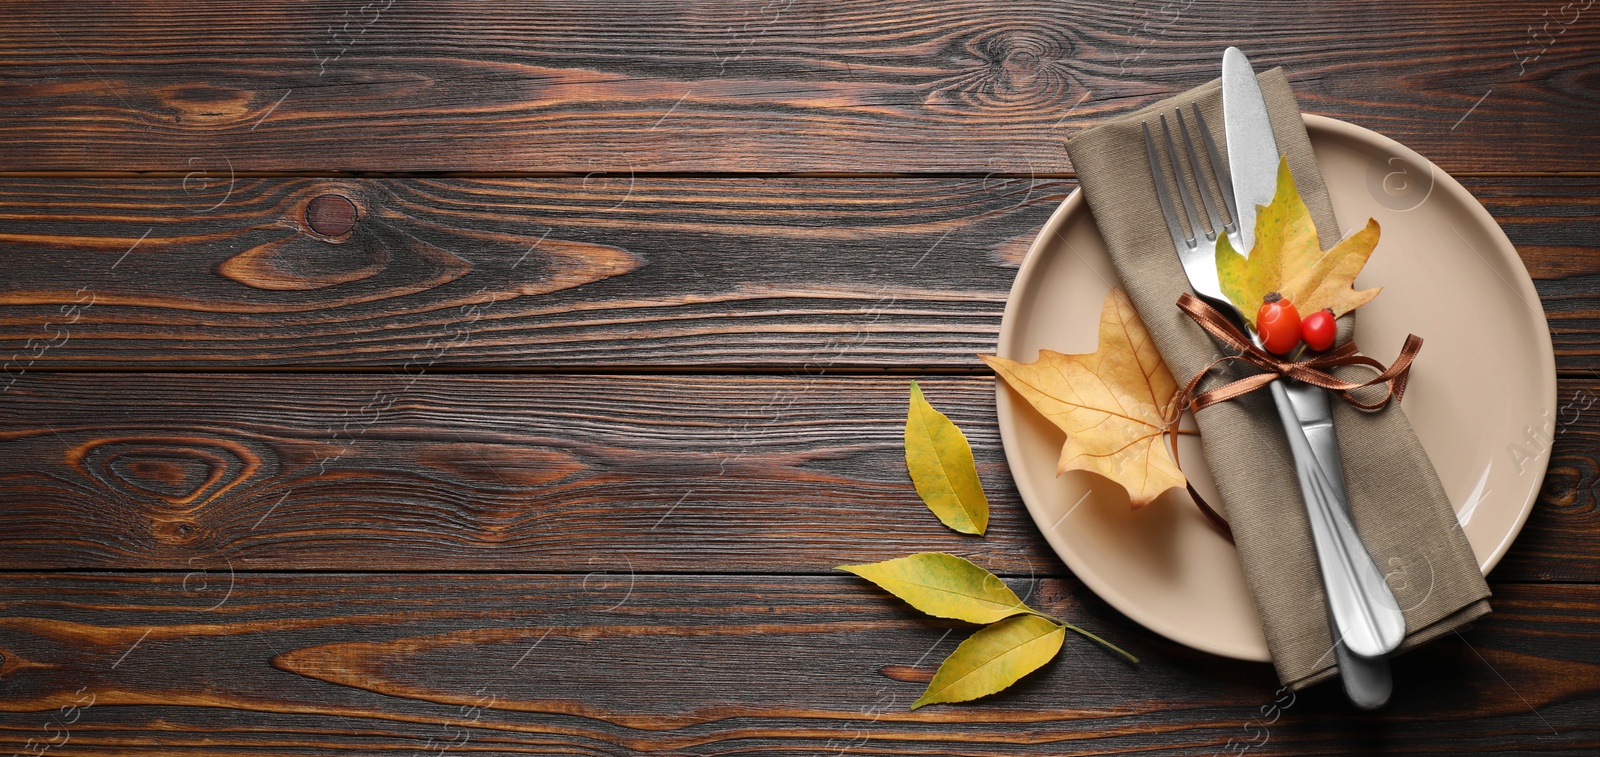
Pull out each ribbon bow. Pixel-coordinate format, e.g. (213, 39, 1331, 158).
(1175, 292, 1422, 413)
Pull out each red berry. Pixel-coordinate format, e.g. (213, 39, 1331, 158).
(1256, 292, 1301, 355)
(1301, 308, 1336, 352)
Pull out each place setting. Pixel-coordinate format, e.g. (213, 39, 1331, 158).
(990, 47, 1556, 707)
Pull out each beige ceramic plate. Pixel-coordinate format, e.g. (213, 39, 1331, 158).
(996, 114, 1556, 661)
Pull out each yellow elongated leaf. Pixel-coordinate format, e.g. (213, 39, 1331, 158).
(911, 614, 1065, 709)
(905, 381, 988, 535)
(837, 552, 1030, 624)
(1217, 156, 1381, 327)
(978, 288, 1184, 509)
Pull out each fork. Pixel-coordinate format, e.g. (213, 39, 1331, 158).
(1142, 105, 1407, 670)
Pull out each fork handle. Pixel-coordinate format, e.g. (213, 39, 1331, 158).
(1266, 380, 1407, 658)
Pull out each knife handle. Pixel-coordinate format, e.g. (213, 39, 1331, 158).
(1295, 384, 1395, 708)
(1266, 380, 1407, 658)
(1335, 634, 1393, 709)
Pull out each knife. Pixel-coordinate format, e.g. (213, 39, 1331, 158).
(1222, 46, 1399, 708)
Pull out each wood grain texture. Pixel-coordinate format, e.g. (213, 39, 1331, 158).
(0, 373, 1590, 582)
(1, 1, 1595, 174)
(1, 177, 1597, 371)
(0, 176, 1050, 370)
(0, 573, 1594, 756)
(2, 3, 1595, 753)
(1468, 177, 1600, 374)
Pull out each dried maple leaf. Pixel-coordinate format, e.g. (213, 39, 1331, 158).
(980, 288, 1184, 509)
(1217, 156, 1382, 327)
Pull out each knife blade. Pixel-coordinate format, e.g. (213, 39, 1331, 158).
(1221, 48, 1279, 253)
(1221, 46, 1399, 707)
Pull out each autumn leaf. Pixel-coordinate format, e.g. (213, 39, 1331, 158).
(911, 614, 1065, 709)
(1217, 156, 1382, 327)
(979, 288, 1184, 509)
(837, 553, 1032, 624)
(905, 381, 988, 535)
(842, 553, 1139, 708)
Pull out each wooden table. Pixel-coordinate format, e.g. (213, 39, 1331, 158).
(2, 3, 1596, 754)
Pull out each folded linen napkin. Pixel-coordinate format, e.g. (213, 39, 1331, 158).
(1065, 69, 1491, 689)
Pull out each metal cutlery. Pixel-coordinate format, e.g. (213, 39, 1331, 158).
(1141, 79, 1403, 705)
(1221, 46, 1398, 708)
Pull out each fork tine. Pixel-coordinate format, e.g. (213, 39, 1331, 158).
(1190, 103, 1239, 235)
(1176, 109, 1225, 240)
(1143, 120, 1191, 256)
(1159, 113, 1208, 241)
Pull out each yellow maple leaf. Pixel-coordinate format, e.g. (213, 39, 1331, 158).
(980, 289, 1184, 509)
(1217, 156, 1382, 327)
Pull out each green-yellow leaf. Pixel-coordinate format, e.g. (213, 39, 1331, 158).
(911, 614, 1065, 709)
(1217, 156, 1382, 328)
(837, 552, 1031, 624)
(905, 381, 988, 534)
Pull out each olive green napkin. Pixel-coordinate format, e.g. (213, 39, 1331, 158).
(1065, 69, 1490, 689)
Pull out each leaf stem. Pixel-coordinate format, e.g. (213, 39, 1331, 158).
(1052, 617, 1140, 664)
(1021, 609, 1138, 663)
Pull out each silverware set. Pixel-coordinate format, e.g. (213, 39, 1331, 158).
(1140, 47, 1405, 709)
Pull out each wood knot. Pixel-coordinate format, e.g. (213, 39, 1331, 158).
(152, 517, 204, 545)
(155, 84, 255, 125)
(879, 664, 935, 683)
(983, 29, 1069, 99)
(305, 194, 358, 238)
(929, 26, 1075, 112)
(1540, 464, 1588, 513)
(65, 435, 261, 510)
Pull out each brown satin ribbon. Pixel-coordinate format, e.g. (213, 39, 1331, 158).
(1175, 292, 1422, 413)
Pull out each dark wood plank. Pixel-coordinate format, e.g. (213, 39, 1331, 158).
(0, 176, 1051, 371)
(1508, 376, 1600, 583)
(1467, 177, 1600, 375)
(1, 1, 1594, 174)
(0, 374, 1057, 574)
(1, 177, 1596, 371)
(0, 573, 1593, 755)
(0, 373, 1590, 582)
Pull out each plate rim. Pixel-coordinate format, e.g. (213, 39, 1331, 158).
(994, 113, 1557, 661)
